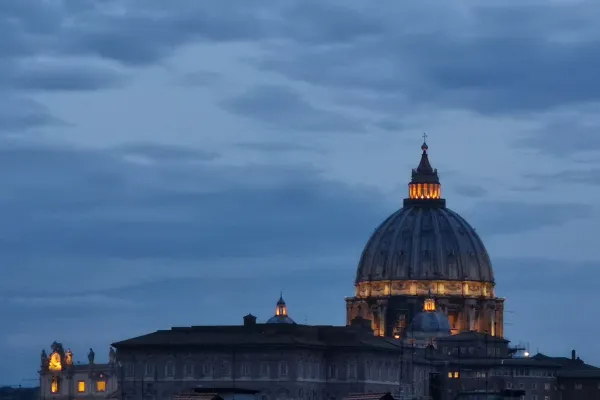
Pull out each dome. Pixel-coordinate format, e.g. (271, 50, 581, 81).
(266, 294, 296, 325)
(406, 311, 451, 334)
(355, 139, 494, 284)
(356, 206, 494, 283)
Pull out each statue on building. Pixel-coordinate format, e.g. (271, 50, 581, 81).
(65, 349, 73, 366)
(41, 349, 48, 367)
(51, 341, 65, 357)
(108, 347, 116, 364)
(88, 348, 95, 364)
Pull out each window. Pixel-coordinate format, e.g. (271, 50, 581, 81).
(506, 382, 512, 389)
(519, 382, 524, 389)
(448, 372, 453, 378)
(184, 362, 195, 378)
(298, 361, 304, 378)
(347, 362, 357, 380)
(220, 361, 231, 376)
(454, 372, 459, 379)
(544, 383, 550, 391)
(51, 377, 60, 394)
(144, 362, 155, 377)
(125, 363, 135, 377)
(77, 381, 85, 393)
(531, 383, 537, 389)
(495, 348, 500, 356)
(165, 361, 175, 378)
(575, 383, 582, 390)
(202, 362, 212, 377)
(327, 364, 338, 379)
(241, 362, 251, 377)
(531, 396, 537, 400)
(279, 361, 288, 377)
(96, 381, 106, 392)
(260, 362, 270, 377)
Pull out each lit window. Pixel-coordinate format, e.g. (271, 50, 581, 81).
(77, 381, 85, 393)
(96, 381, 106, 392)
(448, 372, 453, 378)
(49, 353, 62, 372)
(454, 372, 459, 379)
(51, 377, 60, 393)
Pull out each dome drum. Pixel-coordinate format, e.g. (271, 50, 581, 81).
(355, 280, 496, 299)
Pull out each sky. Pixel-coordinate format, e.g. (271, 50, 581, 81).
(2, 0, 600, 385)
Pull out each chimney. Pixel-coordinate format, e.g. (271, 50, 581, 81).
(243, 313, 257, 327)
(571, 349, 576, 360)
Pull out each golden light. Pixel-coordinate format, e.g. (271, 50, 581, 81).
(424, 298, 436, 312)
(77, 381, 85, 393)
(48, 352, 62, 371)
(408, 183, 441, 200)
(51, 377, 59, 393)
(96, 381, 106, 392)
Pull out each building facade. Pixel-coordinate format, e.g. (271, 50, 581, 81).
(39, 342, 118, 400)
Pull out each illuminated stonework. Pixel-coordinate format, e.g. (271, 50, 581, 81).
(49, 352, 62, 371)
(355, 280, 496, 299)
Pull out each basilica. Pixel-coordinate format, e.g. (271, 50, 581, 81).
(38, 141, 600, 400)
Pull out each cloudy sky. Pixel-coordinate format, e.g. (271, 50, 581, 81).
(2, 0, 600, 385)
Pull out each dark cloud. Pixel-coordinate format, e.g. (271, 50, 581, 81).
(513, 116, 600, 157)
(222, 84, 364, 132)
(0, 97, 66, 133)
(256, 2, 600, 116)
(0, 139, 386, 262)
(450, 184, 488, 198)
(467, 201, 593, 236)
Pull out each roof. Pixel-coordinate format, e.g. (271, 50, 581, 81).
(437, 331, 508, 343)
(344, 392, 394, 400)
(174, 388, 260, 400)
(532, 353, 600, 370)
(112, 323, 410, 352)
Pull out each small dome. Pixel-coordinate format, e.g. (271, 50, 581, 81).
(266, 294, 296, 325)
(266, 315, 296, 324)
(406, 311, 451, 334)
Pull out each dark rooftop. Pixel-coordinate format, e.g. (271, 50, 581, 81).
(112, 323, 409, 352)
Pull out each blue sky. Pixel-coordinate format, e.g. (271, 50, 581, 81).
(2, 0, 600, 385)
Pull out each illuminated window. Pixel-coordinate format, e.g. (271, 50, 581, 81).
(96, 381, 106, 392)
(51, 376, 60, 393)
(77, 381, 85, 393)
(454, 372, 459, 378)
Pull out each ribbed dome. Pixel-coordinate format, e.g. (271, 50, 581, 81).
(406, 311, 451, 334)
(356, 206, 494, 283)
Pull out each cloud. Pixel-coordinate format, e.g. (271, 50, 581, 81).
(0, 97, 66, 133)
(450, 183, 488, 198)
(256, 1, 600, 116)
(8, 294, 136, 309)
(222, 84, 364, 132)
(513, 111, 600, 157)
(467, 201, 593, 236)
